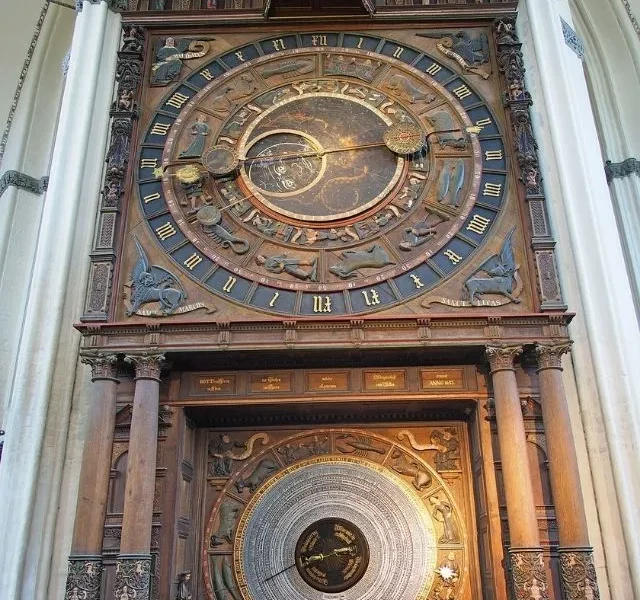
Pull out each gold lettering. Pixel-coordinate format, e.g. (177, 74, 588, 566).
(411, 275, 424, 289)
(222, 276, 237, 293)
(235, 51, 246, 62)
(183, 253, 203, 270)
(425, 63, 442, 76)
(361, 289, 381, 306)
(453, 84, 472, 100)
(272, 39, 286, 52)
(475, 117, 492, 130)
(313, 296, 332, 313)
(143, 192, 161, 204)
(150, 122, 171, 136)
(357, 37, 364, 49)
(444, 250, 463, 265)
(483, 182, 503, 197)
(269, 292, 280, 308)
(312, 35, 328, 47)
(392, 46, 404, 59)
(155, 222, 177, 241)
(467, 214, 491, 235)
(166, 92, 190, 109)
(200, 69, 215, 81)
(485, 150, 504, 161)
(140, 158, 159, 170)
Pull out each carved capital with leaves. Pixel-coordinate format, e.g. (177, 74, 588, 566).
(509, 549, 549, 600)
(486, 345, 523, 374)
(559, 549, 600, 600)
(124, 353, 166, 381)
(535, 343, 572, 371)
(81, 353, 119, 382)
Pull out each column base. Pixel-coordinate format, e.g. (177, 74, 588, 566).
(114, 555, 152, 600)
(508, 548, 550, 600)
(66, 556, 103, 600)
(559, 548, 600, 600)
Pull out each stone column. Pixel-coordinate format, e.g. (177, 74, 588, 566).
(66, 353, 119, 600)
(114, 354, 165, 600)
(486, 345, 549, 600)
(536, 344, 600, 600)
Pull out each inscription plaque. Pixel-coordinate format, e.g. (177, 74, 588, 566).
(363, 370, 406, 391)
(307, 372, 350, 393)
(420, 368, 465, 391)
(189, 374, 236, 396)
(250, 373, 293, 393)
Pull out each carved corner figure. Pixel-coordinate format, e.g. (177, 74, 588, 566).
(432, 552, 460, 600)
(176, 571, 192, 600)
(418, 30, 490, 79)
(429, 496, 460, 543)
(151, 37, 210, 86)
(126, 237, 186, 316)
(210, 500, 241, 547)
(256, 253, 318, 282)
(464, 228, 521, 305)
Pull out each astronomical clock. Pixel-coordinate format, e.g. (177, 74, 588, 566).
(122, 27, 535, 320)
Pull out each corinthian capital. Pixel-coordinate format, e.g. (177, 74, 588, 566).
(81, 353, 119, 382)
(124, 353, 166, 381)
(535, 343, 573, 371)
(486, 345, 523, 374)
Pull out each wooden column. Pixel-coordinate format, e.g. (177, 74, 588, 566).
(65, 353, 119, 600)
(114, 353, 165, 600)
(536, 344, 600, 600)
(486, 345, 550, 600)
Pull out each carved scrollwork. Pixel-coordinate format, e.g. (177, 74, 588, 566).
(65, 558, 102, 600)
(559, 550, 600, 600)
(124, 353, 166, 381)
(81, 353, 119, 382)
(486, 345, 523, 374)
(535, 343, 573, 371)
(509, 550, 549, 600)
(114, 557, 152, 600)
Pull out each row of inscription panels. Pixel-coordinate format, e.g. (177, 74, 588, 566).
(182, 367, 469, 397)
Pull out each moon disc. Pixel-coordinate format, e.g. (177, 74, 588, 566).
(234, 457, 437, 600)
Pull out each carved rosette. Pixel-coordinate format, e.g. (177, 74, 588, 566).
(114, 556, 152, 600)
(486, 345, 523, 374)
(559, 549, 600, 600)
(81, 353, 119, 382)
(65, 557, 102, 600)
(493, 17, 566, 311)
(509, 549, 549, 600)
(535, 343, 573, 372)
(124, 353, 166, 381)
(83, 24, 145, 321)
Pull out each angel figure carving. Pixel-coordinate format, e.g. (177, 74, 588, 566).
(464, 228, 521, 305)
(126, 237, 186, 316)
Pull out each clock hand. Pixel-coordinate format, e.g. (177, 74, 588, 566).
(262, 562, 298, 584)
(300, 545, 358, 567)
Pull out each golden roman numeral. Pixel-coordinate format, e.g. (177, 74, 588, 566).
(143, 192, 161, 204)
(483, 183, 503, 197)
(222, 276, 237, 293)
(269, 292, 280, 308)
(313, 296, 332, 313)
(200, 69, 215, 81)
(425, 63, 442, 76)
(183, 253, 203, 270)
(485, 150, 504, 161)
(475, 118, 492, 130)
(150, 122, 171, 136)
(312, 35, 328, 46)
(356, 37, 364, 49)
(392, 46, 404, 59)
(155, 222, 177, 241)
(444, 250, 463, 265)
(272, 39, 286, 51)
(166, 92, 190, 109)
(235, 51, 246, 62)
(361, 289, 381, 307)
(467, 214, 492, 235)
(411, 275, 425, 289)
(140, 158, 159, 170)
(453, 84, 472, 100)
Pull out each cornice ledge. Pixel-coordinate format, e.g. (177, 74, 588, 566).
(0, 170, 49, 199)
(76, 0, 127, 12)
(605, 158, 640, 184)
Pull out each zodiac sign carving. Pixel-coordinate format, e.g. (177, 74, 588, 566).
(150, 37, 210, 85)
(336, 434, 386, 457)
(208, 433, 270, 477)
(210, 499, 241, 546)
(390, 449, 432, 491)
(383, 73, 436, 104)
(418, 31, 490, 79)
(329, 244, 395, 279)
(235, 459, 279, 494)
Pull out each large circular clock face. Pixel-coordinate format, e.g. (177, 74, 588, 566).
(138, 33, 508, 316)
(203, 429, 468, 600)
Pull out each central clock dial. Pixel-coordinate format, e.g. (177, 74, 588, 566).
(295, 518, 370, 592)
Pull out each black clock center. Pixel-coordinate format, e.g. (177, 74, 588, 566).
(295, 518, 369, 593)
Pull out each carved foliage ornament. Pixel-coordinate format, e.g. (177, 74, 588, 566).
(65, 559, 103, 600)
(114, 557, 152, 600)
(510, 550, 549, 600)
(486, 345, 523, 373)
(535, 343, 572, 371)
(81, 353, 119, 381)
(124, 353, 166, 380)
(559, 550, 600, 600)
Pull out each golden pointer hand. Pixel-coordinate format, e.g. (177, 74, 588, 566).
(262, 546, 358, 583)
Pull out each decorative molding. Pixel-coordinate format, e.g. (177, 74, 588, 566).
(509, 549, 550, 600)
(65, 557, 103, 600)
(83, 24, 144, 321)
(76, 0, 128, 11)
(114, 556, 152, 600)
(486, 345, 523, 374)
(494, 17, 567, 311)
(80, 352, 119, 381)
(559, 549, 600, 600)
(124, 353, 166, 381)
(0, 1, 51, 169)
(561, 17, 585, 60)
(0, 170, 49, 199)
(605, 158, 640, 184)
(535, 343, 573, 371)
(621, 0, 640, 39)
